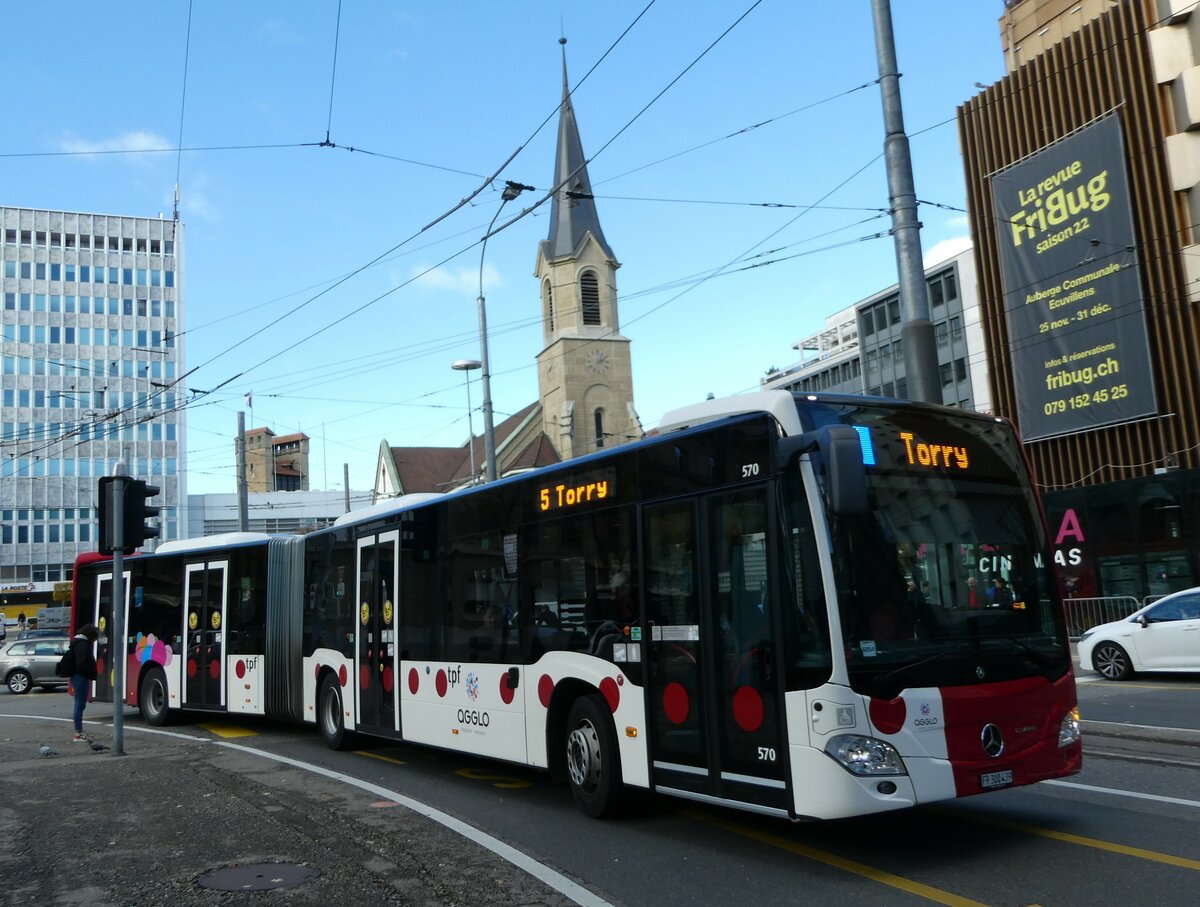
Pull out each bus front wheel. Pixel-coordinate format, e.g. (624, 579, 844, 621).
(565, 695, 622, 818)
(139, 668, 171, 726)
(319, 674, 354, 750)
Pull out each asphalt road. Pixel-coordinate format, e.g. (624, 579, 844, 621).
(2, 670, 1198, 907)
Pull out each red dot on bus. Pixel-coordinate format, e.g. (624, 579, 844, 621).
(600, 677, 620, 713)
(869, 696, 906, 735)
(338, 665, 348, 687)
(382, 666, 394, 693)
(732, 685, 764, 732)
(235, 660, 246, 679)
(499, 674, 515, 705)
(408, 668, 420, 695)
(187, 658, 197, 679)
(314, 663, 322, 680)
(96, 657, 105, 676)
(209, 659, 220, 679)
(360, 665, 370, 689)
(436, 669, 448, 697)
(538, 674, 554, 708)
(663, 682, 689, 725)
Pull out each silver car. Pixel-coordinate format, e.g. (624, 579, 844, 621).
(0, 636, 72, 694)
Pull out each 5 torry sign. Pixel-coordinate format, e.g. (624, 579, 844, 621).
(991, 113, 1157, 441)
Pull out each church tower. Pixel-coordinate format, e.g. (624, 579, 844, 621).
(536, 40, 640, 460)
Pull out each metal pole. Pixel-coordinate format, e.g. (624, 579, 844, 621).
(236, 411, 249, 531)
(871, 0, 941, 404)
(464, 370, 477, 481)
(343, 463, 351, 513)
(110, 462, 127, 756)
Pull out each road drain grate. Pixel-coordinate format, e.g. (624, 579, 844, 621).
(197, 862, 320, 891)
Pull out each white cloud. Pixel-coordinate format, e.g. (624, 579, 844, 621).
(59, 130, 172, 161)
(410, 263, 503, 295)
(923, 235, 973, 268)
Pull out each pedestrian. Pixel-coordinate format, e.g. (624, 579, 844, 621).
(965, 575, 982, 609)
(17, 612, 26, 631)
(991, 577, 1015, 608)
(67, 624, 99, 743)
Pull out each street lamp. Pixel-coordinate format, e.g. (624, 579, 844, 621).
(451, 358, 481, 483)
(477, 180, 533, 482)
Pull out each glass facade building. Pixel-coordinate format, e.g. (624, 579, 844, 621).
(0, 207, 186, 583)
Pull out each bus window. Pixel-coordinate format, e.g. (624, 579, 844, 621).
(445, 530, 514, 664)
(780, 474, 833, 689)
(520, 508, 635, 670)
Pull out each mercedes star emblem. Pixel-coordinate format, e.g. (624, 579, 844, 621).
(981, 723, 1005, 758)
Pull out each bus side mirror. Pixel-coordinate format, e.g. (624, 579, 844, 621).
(777, 426, 868, 517)
(822, 427, 868, 516)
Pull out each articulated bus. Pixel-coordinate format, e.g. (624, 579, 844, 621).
(72, 391, 1080, 820)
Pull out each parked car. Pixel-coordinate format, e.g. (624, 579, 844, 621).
(16, 627, 70, 640)
(0, 636, 71, 694)
(1078, 587, 1200, 680)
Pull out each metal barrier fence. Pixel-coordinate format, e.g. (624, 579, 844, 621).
(1062, 596, 1144, 639)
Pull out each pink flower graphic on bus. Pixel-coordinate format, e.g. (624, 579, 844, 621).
(135, 632, 173, 667)
(465, 671, 479, 702)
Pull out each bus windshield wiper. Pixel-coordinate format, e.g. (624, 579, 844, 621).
(986, 636, 1058, 669)
(870, 644, 970, 690)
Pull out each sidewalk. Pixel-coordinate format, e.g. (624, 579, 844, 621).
(0, 710, 576, 907)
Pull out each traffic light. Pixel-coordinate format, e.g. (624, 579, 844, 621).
(123, 479, 161, 552)
(97, 477, 160, 555)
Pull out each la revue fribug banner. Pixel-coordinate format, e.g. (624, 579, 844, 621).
(991, 114, 1157, 441)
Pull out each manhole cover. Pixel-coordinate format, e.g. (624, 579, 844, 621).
(197, 862, 320, 891)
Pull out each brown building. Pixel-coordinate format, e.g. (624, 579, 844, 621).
(245, 427, 310, 493)
(958, 0, 1200, 598)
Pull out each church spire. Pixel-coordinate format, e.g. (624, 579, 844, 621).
(546, 38, 614, 261)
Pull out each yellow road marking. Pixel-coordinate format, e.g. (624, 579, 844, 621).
(197, 722, 258, 739)
(967, 814, 1200, 871)
(356, 750, 408, 766)
(1082, 682, 1200, 691)
(455, 767, 532, 789)
(688, 810, 990, 907)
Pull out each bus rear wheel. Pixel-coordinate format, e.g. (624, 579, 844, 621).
(319, 674, 354, 750)
(565, 695, 622, 818)
(139, 668, 171, 726)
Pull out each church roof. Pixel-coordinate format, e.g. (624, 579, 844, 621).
(543, 46, 614, 262)
(381, 402, 559, 495)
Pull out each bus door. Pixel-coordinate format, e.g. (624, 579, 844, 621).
(91, 569, 130, 703)
(355, 531, 399, 735)
(644, 488, 788, 813)
(183, 561, 228, 709)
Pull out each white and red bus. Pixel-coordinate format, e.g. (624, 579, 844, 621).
(72, 391, 1080, 820)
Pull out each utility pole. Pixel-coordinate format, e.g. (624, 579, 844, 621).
(343, 463, 350, 513)
(871, 0, 941, 404)
(236, 411, 249, 531)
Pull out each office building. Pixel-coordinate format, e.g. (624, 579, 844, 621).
(763, 247, 992, 414)
(1, 207, 186, 584)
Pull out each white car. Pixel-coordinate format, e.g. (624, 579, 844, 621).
(1078, 588, 1200, 680)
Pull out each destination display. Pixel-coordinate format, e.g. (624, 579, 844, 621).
(991, 114, 1157, 441)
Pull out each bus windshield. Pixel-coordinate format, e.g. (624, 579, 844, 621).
(806, 402, 1070, 697)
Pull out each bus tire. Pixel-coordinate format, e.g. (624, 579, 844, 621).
(319, 674, 354, 750)
(139, 668, 172, 726)
(565, 695, 623, 818)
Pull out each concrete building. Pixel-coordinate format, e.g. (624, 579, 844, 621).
(958, 0, 1200, 597)
(373, 48, 641, 499)
(763, 247, 992, 414)
(244, 427, 310, 492)
(1, 207, 186, 583)
(187, 489, 368, 537)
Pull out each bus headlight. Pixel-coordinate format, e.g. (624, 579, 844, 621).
(1058, 708, 1081, 747)
(824, 735, 907, 776)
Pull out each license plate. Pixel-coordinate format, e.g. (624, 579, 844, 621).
(980, 769, 1013, 790)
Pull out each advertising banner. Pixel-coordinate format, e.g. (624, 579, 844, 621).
(991, 114, 1156, 441)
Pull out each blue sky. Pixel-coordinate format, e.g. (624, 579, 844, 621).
(2, 1, 1006, 496)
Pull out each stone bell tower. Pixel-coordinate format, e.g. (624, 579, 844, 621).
(535, 40, 640, 460)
